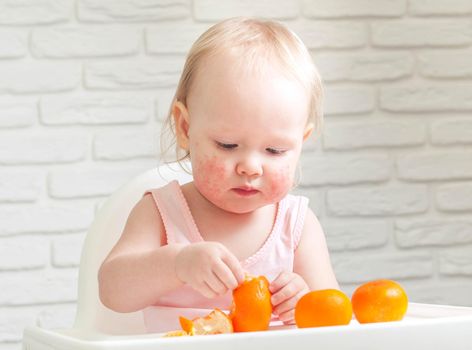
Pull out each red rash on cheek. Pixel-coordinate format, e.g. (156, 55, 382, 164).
(194, 156, 226, 198)
(268, 166, 292, 202)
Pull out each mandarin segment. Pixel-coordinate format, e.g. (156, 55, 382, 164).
(351, 279, 408, 324)
(230, 275, 272, 332)
(295, 289, 352, 328)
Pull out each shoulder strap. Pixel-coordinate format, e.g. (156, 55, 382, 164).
(283, 194, 309, 250)
(146, 180, 202, 244)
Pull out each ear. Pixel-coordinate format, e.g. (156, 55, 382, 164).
(173, 100, 190, 151)
(303, 122, 314, 142)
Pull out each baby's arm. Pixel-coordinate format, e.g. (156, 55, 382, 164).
(293, 208, 339, 290)
(98, 194, 185, 312)
(270, 208, 339, 323)
(98, 193, 244, 313)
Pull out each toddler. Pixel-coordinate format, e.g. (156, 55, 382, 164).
(98, 17, 339, 333)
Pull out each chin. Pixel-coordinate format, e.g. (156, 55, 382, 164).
(203, 192, 274, 215)
(218, 201, 266, 215)
(227, 207, 257, 215)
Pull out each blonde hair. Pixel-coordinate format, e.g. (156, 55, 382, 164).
(160, 17, 323, 165)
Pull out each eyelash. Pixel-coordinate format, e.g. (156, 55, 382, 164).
(216, 141, 237, 150)
(266, 148, 286, 155)
(215, 142, 286, 155)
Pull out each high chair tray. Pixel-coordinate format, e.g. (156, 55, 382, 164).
(23, 303, 472, 350)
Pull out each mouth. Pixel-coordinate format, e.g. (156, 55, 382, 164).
(232, 187, 259, 197)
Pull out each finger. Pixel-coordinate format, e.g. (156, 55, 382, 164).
(278, 309, 296, 325)
(271, 281, 299, 306)
(273, 295, 299, 316)
(196, 282, 218, 299)
(205, 271, 228, 296)
(269, 272, 294, 294)
(213, 261, 239, 290)
(221, 251, 245, 285)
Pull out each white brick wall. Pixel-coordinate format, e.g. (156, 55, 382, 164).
(1, 1, 472, 347)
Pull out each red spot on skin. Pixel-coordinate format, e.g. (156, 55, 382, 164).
(266, 165, 292, 203)
(193, 155, 226, 201)
(191, 153, 296, 214)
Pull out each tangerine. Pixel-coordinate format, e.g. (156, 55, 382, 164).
(295, 289, 352, 328)
(351, 279, 408, 324)
(230, 275, 272, 332)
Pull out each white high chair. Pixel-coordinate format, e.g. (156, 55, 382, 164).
(73, 162, 193, 335)
(22, 163, 472, 350)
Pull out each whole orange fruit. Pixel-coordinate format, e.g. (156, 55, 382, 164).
(295, 289, 352, 328)
(351, 279, 408, 324)
(230, 275, 272, 332)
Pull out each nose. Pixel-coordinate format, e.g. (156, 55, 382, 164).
(236, 154, 263, 178)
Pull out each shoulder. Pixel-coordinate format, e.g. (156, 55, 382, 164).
(279, 193, 310, 245)
(280, 193, 309, 219)
(294, 203, 323, 247)
(102, 192, 166, 261)
(294, 207, 321, 250)
(295, 207, 325, 256)
(301, 207, 322, 235)
(134, 192, 160, 217)
(122, 193, 166, 246)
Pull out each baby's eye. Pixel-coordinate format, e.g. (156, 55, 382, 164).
(266, 147, 286, 155)
(216, 141, 238, 150)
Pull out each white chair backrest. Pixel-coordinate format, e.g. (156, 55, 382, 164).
(73, 163, 192, 335)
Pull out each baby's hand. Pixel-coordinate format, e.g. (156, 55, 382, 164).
(270, 272, 309, 324)
(175, 242, 245, 298)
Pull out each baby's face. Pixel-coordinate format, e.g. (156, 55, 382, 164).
(185, 50, 311, 214)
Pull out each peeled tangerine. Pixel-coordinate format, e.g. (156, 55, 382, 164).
(163, 274, 272, 337)
(163, 308, 233, 337)
(351, 279, 408, 324)
(230, 275, 273, 332)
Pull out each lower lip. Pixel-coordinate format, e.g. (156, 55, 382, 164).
(232, 188, 259, 196)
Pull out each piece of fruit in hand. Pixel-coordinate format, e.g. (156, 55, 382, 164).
(230, 275, 272, 332)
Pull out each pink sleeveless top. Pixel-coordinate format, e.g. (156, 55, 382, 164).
(142, 180, 308, 333)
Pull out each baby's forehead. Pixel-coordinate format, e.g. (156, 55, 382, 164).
(204, 47, 283, 74)
(193, 47, 304, 92)
(189, 52, 310, 124)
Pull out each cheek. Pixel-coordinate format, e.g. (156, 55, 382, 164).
(267, 165, 293, 201)
(193, 155, 227, 197)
